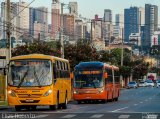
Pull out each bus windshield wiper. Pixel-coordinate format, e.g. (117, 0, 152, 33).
(18, 68, 29, 88)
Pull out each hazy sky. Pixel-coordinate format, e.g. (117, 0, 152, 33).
(13, 0, 160, 23)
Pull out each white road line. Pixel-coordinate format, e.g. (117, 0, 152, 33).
(111, 107, 129, 112)
(60, 114, 76, 118)
(79, 106, 89, 109)
(134, 104, 138, 106)
(90, 114, 104, 118)
(35, 114, 49, 118)
(118, 115, 130, 119)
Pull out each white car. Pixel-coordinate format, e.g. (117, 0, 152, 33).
(127, 81, 138, 88)
(139, 81, 146, 87)
(156, 80, 160, 87)
(145, 80, 154, 87)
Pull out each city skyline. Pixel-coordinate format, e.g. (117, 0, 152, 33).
(12, 0, 160, 24)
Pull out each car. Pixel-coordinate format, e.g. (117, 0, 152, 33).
(138, 81, 146, 87)
(145, 80, 154, 87)
(127, 81, 138, 89)
(156, 80, 160, 87)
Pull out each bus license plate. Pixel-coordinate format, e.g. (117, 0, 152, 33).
(26, 99, 34, 102)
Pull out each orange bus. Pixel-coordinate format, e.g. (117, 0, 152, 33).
(73, 61, 120, 104)
(7, 54, 71, 111)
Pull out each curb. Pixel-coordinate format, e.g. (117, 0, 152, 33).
(0, 106, 9, 110)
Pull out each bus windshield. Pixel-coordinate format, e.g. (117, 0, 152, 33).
(8, 60, 52, 87)
(74, 70, 103, 88)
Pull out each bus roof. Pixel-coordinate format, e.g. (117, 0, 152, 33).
(10, 54, 69, 63)
(75, 61, 119, 70)
(75, 61, 104, 70)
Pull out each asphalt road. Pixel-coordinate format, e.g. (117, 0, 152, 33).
(0, 87, 160, 119)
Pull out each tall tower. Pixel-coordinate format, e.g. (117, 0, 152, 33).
(144, 4, 158, 49)
(29, 7, 48, 39)
(69, 2, 78, 18)
(51, 0, 60, 39)
(18, 1, 30, 33)
(124, 7, 140, 42)
(104, 9, 112, 22)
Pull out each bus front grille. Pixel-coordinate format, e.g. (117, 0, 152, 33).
(17, 94, 42, 98)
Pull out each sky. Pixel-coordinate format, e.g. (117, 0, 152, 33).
(12, 0, 160, 23)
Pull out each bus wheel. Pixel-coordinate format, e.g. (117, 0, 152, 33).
(50, 97, 59, 110)
(15, 106, 21, 111)
(77, 101, 82, 104)
(115, 97, 118, 101)
(62, 96, 68, 109)
(101, 99, 107, 103)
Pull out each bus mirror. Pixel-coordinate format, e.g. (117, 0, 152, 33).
(104, 73, 108, 78)
(70, 72, 74, 79)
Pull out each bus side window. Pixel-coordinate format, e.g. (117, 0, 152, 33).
(114, 70, 120, 83)
(106, 68, 113, 83)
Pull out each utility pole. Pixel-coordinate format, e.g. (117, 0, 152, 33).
(90, 20, 93, 43)
(60, 3, 64, 58)
(5, 0, 11, 103)
(6, 0, 11, 62)
(120, 28, 124, 87)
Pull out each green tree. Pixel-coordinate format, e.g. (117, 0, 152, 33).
(64, 41, 99, 70)
(12, 41, 61, 57)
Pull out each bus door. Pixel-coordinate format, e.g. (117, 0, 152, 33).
(0, 70, 5, 101)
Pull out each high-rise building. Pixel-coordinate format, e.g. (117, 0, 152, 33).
(29, 7, 36, 36)
(34, 21, 48, 40)
(1, 1, 21, 40)
(18, 1, 30, 33)
(51, 0, 60, 39)
(115, 14, 124, 27)
(63, 14, 75, 40)
(104, 9, 112, 22)
(124, 7, 140, 42)
(139, 7, 145, 26)
(29, 7, 48, 39)
(75, 19, 87, 41)
(144, 4, 158, 48)
(92, 15, 103, 40)
(115, 14, 124, 39)
(69, 2, 78, 18)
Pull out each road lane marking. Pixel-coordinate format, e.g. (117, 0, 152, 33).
(60, 114, 76, 118)
(118, 115, 130, 119)
(90, 114, 104, 118)
(134, 104, 138, 106)
(35, 114, 49, 118)
(111, 107, 129, 112)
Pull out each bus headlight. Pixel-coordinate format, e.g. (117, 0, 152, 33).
(98, 88, 104, 93)
(43, 89, 52, 97)
(73, 90, 79, 94)
(8, 90, 16, 97)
